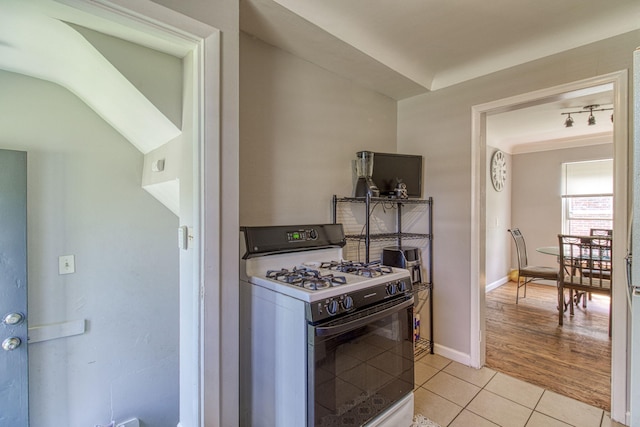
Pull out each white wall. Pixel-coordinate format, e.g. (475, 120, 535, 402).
(398, 30, 639, 358)
(485, 146, 511, 289)
(0, 71, 179, 426)
(239, 33, 398, 225)
(511, 143, 613, 270)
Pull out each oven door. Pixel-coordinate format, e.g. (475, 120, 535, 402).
(308, 296, 414, 427)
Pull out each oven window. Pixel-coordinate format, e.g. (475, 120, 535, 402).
(309, 304, 414, 427)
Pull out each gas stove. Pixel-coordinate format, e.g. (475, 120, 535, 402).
(263, 260, 400, 292)
(239, 223, 415, 427)
(240, 224, 413, 321)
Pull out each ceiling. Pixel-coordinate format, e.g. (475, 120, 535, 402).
(240, 0, 640, 152)
(486, 84, 615, 153)
(0, 0, 182, 154)
(1, 0, 637, 154)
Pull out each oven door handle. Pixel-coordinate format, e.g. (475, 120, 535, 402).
(314, 297, 414, 338)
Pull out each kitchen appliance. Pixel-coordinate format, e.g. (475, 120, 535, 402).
(382, 246, 422, 284)
(371, 152, 423, 198)
(239, 224, 415, 427)
(354, 151, 380, 198)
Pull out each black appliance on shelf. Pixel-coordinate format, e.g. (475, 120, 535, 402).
(382, 246, 422, 284)
(371, 152, 423, 198)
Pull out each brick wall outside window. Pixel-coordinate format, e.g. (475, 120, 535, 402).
(567, 196, 613, 235)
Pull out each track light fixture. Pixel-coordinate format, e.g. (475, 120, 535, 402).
(564, 114, 574, 127)
(561, 104, 613, 127)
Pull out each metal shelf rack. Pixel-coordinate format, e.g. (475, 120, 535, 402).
(332, 194, 434, 355)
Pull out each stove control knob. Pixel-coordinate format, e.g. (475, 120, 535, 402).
(308, 229, 318, 240)
(342, 296, 354, 310)
(387, 283, 398, 295)
(326, 299, 339, 316)
(397, 280, 407, 292)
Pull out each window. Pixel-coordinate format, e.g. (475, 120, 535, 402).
(561, 159, 613, 235)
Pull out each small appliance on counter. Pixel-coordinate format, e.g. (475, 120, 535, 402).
(382, 246, 422, 284)
(353, 150, 380, 198)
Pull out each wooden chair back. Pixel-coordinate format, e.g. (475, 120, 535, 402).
(557, 234, 612, 333)
(558, 234, 612, 287)
(590, 228, 612, 237)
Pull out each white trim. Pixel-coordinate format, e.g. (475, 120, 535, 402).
(486, 276, 509, 293)
(471, 70, 628, 423)
(470, 101, 484, 369)
(511, 132, 612, 155)
(51, 1, 222, 426)
(433, 343, 472, 367)
(199, 29, 223, 427)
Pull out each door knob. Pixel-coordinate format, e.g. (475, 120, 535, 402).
(3, 312, 25, 326)
(2, 337, 21, 351)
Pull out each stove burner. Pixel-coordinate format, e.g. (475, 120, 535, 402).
(319, 260, 393, 278)
(302, 278, 330, 291)
(266, 267, 347, 290)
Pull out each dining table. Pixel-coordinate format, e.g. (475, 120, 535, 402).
(536, 242, 612, 262)
(537, 238, 612, 310)
(536, 246, 560, 257)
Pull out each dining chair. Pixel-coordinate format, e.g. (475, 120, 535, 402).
(590, 228, 613, 237)
(508, 228, 559, 303)
(557, 234, 612, 336)
(576, 229, 613, 307)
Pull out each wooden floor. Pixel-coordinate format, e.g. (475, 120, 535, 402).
(485, 281, 611, 411)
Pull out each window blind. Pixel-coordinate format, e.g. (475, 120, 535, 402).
(562, 159, 613, 196)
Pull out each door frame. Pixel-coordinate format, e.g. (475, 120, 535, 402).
(44, 1, 224, 425)
(470, 70, 628, 423)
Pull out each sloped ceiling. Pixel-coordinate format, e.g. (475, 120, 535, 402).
(241, 0, 640, 99)
(0, 0, 181, 154)
(240, 0, 638, 151)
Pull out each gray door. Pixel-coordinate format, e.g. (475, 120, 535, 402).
(0, 149, 28, 425)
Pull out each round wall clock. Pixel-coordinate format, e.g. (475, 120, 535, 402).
(490, 150, 507, 192)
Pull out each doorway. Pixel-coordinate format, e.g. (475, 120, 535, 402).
(0, 1, 222, 425)
(470, 71, 629, 422)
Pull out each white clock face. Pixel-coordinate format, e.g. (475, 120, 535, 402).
(491, 150, 507, 192)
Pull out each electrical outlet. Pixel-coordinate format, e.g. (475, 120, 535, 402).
(58, 255, 75, 275)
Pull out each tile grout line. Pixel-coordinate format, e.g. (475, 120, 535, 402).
(416, 356, 607, 427)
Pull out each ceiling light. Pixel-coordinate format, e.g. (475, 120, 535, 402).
(564, 114, 574, 128)
(561, 104, 613, 127)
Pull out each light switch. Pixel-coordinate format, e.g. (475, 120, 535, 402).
(59, 255, 75, 275)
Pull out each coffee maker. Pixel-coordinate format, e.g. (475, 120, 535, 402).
(353, 151, 380, 198)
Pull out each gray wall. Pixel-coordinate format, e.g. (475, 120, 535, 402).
(484, 143, 614, 290)
(239, 33, 398, 226)
(398, 30, 639, 358)
(0, 68, 179, 427)
(511, 143, 614, 270)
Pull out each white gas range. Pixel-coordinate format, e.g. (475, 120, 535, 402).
(240, 224, 415, 427)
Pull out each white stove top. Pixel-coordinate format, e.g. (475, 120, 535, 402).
(240, 247, 411, 303)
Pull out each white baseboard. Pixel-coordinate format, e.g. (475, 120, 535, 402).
(486, 276, 509, 292)
(433, 343, 471, 367)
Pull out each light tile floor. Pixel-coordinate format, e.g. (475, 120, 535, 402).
(413, 353, 625, 427)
